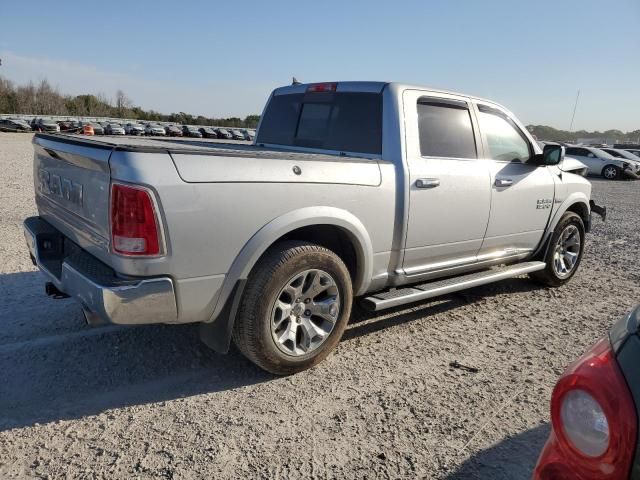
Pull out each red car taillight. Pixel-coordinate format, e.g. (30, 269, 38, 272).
(534, 337, 637, 480)
(110, 183, 162, 256)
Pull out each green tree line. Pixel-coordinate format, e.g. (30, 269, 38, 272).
(1, 75, 637, 137)
(526, 124, 640, 144)
(0, 76, 261, 128)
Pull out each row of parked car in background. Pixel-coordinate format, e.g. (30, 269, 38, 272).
(1, 116, 637, 178)
(0, 116, 256, 141)
(538, 140, 640, 180)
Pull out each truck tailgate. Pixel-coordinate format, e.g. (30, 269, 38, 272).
(33, 135, 112, 253)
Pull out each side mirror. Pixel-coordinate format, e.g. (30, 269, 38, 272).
(534, 144, 564, 166)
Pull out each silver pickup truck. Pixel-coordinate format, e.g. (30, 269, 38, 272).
(24, 81, 605, 374)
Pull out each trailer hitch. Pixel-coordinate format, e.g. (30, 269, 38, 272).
(45, 282, 70, 299)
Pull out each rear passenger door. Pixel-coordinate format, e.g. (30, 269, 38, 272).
(474, 103, 555, 257)
(401, 90, 491, 275)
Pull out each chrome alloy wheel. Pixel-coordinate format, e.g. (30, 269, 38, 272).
(603, 166, 618, 179)
(270, 269, 340, 356)
(552, 225, 581, 278)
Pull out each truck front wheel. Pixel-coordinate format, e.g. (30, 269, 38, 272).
(530, 211, 585, 287)
(233, 241, 353, 375)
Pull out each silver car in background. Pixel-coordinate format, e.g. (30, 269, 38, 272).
(124, 123, 145, 136)
(242, 129, 256, 141)
(601, 147, 640, 162)
(229, 129, 245, 140)
(35, 118, 60, 133)
(145, 123, 166, 136)
(105, 123, 125, 135)
(564, 145, 640, 179)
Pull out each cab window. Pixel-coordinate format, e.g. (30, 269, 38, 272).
(417, 100, 477, 159)
(477, 105, 531, 162)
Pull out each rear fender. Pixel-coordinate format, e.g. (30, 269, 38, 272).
(200, 207, 374, 353)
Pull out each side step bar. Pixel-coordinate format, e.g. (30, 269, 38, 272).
(362, 261, 546, 311)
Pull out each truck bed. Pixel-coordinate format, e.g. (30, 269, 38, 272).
(34, 133, 370, 163)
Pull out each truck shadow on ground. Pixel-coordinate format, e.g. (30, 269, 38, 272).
(444, 423, 550, 480)
(345, 277, 546, 340)
(0, 272, 271, 432)
(0, 271, 545, 432)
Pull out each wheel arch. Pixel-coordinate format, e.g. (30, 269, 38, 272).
(225, 207, 374, 298)
(532, 194, 591, 261)
(548, 193, 590, 234)
(565, 201, 590, 231)
(200, 207, 374, 353)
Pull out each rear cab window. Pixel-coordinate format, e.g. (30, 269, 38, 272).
(256, 87, 383, 155)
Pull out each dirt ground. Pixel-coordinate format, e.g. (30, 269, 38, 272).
(0, 132, 638, 479)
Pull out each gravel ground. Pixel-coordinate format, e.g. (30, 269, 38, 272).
(0, 132, 638, 479)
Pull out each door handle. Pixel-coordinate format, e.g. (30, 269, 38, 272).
(415, 178, 440, 189)
(495, 178, 513, 187)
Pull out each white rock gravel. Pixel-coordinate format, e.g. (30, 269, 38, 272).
(0, 132, 638, 479)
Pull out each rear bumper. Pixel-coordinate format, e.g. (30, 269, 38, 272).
(23, 216, 178, 325)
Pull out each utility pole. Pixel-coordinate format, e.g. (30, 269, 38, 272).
(569, 89, 580, 132)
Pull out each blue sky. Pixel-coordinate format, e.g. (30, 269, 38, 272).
(1, 0, 639, 131)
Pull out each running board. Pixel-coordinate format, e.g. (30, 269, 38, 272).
(361, 261, 546, 311)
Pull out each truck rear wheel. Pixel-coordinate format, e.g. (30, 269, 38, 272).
(233, 241, 352, 375)
(530, 211, 585, 287)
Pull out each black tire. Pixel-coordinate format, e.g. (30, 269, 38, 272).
(602, 164, 620, 180)
(530, 212, 585, 287)
(232, 241, 353, 375)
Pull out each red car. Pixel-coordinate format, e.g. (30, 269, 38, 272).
(533, 305, 640, 480)
(164, 125, 183, 137)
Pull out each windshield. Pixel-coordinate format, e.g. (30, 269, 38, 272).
(613, 150, 639, 160)
(591, 148, 615, 159)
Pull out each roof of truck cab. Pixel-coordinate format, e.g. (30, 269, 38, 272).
(273, 81, 507, 110)
(34, 133, 373, 163)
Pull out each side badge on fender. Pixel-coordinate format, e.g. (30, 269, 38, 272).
(536, 199, 552, 209)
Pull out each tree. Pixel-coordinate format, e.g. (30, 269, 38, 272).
(244, 115, 260, 128)
(115, 89, 132, 117)
(35, 79, 66, 115)
(0, 76, 17, 113)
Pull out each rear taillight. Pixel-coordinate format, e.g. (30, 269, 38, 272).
(110, 183, 162, 256)
(534, 337, 637, 479)
(306, 82, 337, 93)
